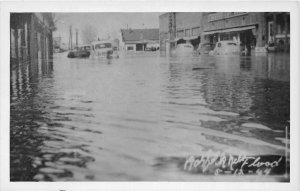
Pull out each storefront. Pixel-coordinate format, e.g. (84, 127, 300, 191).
(202, 25, 257, 54)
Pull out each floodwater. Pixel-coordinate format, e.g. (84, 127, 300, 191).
(10, 51, 290, 181)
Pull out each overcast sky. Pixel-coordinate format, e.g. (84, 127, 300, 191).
(53, 13, 161, 45)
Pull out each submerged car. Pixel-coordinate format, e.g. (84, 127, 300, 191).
(209, 41, 240, 55)
(197, 42, 214, 54)
(175, 43, 194, 54)
(266, 42, 277, 52)
(67, 44, 91, 58)
(90, 40, 119, 59)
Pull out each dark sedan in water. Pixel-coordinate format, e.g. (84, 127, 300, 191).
(67, 44, 91, 58)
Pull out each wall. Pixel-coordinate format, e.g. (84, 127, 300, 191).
(175, 12, 202, 36)
(124, 44, 136, 51)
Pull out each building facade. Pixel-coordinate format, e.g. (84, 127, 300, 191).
(265, 12, 290, 52)
(10, 13, 55, 65)
(119, 28, 159, 51)
(159, 12, 290, 53)
(159, 12, 203, 53)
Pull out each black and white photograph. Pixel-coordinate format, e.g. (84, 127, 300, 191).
(1, 1, 300, 191)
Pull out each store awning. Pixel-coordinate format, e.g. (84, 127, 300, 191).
(174, 37, 183, 41)
(203, 25, 256, 35)
(183, 36, 199, 40)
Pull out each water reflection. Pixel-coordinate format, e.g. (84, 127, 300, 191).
(10, 52, 289, 181)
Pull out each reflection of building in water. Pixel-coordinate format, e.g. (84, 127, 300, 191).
(159, 12, 290, 53)
(202, 62, 254, 114)
(200, 55, 289, 131)
(10, 13, 55, 65)
(10, 60, 54, 181)
(251, 54, 290, 82)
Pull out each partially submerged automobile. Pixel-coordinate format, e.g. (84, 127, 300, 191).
(90, 40, 119, 59)
(197, 42, 214, 55)
(67, 44, 91, 58)
(175, 43, 194, 54)
(209, 41, 240, 55)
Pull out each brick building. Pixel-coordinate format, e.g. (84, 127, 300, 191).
(159, 12, 290, 53)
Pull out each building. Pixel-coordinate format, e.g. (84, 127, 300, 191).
(159, 13, 203, 53)
(265, 13, 290, 52)
(10, 13, 55, 65)
(119, 28, 159, 51)
(159, 12, 290, 53)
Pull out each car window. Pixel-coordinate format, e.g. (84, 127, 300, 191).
(227, 42, 237, 46)
(95, 43, 112, 49)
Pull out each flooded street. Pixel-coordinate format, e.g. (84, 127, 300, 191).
(10, 52, 290, 181)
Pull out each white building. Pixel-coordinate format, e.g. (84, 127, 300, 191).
(119, 28, 159, 51)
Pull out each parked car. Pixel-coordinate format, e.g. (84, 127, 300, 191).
(67, 44, 91, 58)
(90, 40, 119, 59)
(197, 42, 214, 54)
(175, 43, 194, 54)
(209, 41, 240, 55)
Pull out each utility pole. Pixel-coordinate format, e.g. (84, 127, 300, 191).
(76, 28, 78, 46)
(68, 25, 73, 50)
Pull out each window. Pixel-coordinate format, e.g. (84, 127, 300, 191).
(127, 46, 133, 50)
(177, 30, 184, 38)
(185, 29, 191, 37)
(192, 27, 200, 36)
(95, 43, 112, 49)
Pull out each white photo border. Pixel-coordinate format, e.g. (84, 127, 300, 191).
(0, 1, 299, 191)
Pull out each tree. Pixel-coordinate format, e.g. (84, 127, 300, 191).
(81, 24, 98, 44)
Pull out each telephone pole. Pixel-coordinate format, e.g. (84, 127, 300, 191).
(76, 28, 78, 46)
(68, 25, 73, 50)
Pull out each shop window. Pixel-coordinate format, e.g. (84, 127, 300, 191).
(192, 27, 200, 36)
(185, 29, 191, 37)
(177, 30, 184, 38)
